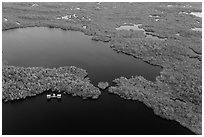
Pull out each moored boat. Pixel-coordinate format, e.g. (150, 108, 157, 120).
(47, 93, 61, 100)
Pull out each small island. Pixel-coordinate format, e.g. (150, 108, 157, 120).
(97, 82, 109, 90)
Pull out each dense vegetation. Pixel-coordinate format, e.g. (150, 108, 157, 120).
(2, 2, 202, 134)
(3, 63, 101, 101)
(98, 82, 109, 89)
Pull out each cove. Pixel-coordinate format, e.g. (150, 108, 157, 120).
(3, 27, 162, 85)
(3, 90, 195, 135)
(2, 27, 194, 135)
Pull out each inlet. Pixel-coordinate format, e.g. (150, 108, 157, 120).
(3, 27, 162, 85)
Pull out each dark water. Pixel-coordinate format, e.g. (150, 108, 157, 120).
(3, 27, 161, 84)
(2, 27, 194, 135)
(3, 91, 195, 135)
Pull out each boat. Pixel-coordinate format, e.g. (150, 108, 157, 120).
(46, 93, 61, 100)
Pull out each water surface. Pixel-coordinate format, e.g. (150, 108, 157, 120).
(191, 28, 202, 31)
(116, 24, 166, 41)
(190, 12, 202, 18)
(3, 27, 161, 84)
(2, 27, 194, 135)
(116, 24, 143, 31)
(3, 90, 195, 135)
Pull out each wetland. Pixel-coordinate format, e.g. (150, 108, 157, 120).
(2, 2, 202, 135)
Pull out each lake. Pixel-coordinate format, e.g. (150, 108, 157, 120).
(3, 27, 161, 84)
(2, 27, 194, 135)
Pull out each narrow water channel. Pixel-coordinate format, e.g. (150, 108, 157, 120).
(2, 27, 194, 134)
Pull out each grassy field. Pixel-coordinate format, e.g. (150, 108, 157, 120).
(2, 2, 202, 134)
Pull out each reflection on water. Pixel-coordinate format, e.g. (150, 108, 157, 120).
(2, 90, 195, 135)
(179, 12, 202, 18)
(3, 27, 162, 84)
(2, 27, 194, 135)
(145, 33, 166, 41)
(175, 33, 180, 36)
(191, 28, 202, 31)
(149, 15, 160, 18)
(116, 24, 166, 41)
(190, 12, 202, 18)
(116, 24, 143, 31)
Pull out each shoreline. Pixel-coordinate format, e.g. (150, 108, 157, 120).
(2, 2, 202, 134)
